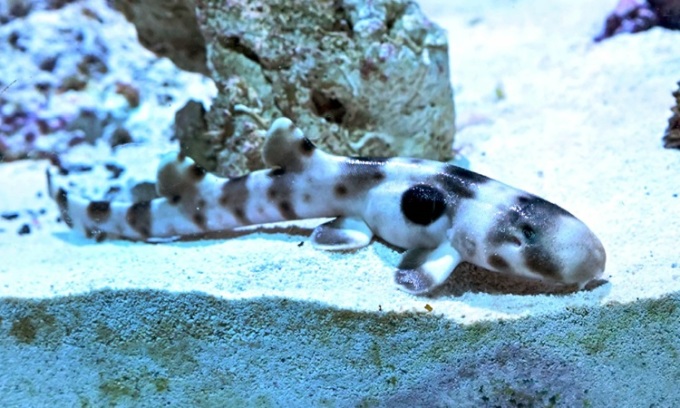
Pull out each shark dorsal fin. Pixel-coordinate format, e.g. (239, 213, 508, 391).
(262, 118, 317, 172)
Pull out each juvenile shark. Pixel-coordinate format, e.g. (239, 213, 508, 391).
(48, 117, 606, 295)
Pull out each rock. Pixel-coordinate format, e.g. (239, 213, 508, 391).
(0, 0, 214, 162)
(663, 82, 680, 149)
(108, 0, 208, 75)
(594, 0, 680, 41)
(650, 0, 680, 29)
(0, 0, 77, 24)
(174, 100, 214, 170)
(147, 0, 455, 176)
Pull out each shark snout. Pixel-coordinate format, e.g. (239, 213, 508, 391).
(558, 217, 607, 287)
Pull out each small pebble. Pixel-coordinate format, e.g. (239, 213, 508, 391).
(17, 224, 31, 235)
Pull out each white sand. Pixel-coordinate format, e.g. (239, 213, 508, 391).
(2, 0, 678, 320)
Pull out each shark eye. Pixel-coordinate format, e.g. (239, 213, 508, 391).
(521, 225, 536, 241)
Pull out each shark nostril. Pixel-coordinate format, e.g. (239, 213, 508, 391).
(509, 236, 522, 247)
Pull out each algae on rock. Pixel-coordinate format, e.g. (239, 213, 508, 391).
(115, 0, 457, 176)
(198, 0, 456, 175)
(0, 0, 213, 162)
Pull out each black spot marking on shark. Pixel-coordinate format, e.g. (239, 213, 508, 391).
(401, 184, 446, 226)
(126, 201, 152, 238)
(263, 124, 314, 173)
(192, 212, 206, 229)
(488, 254, 510, 272)
(190, 199, 207, 229)
(220, 175, 250, 225)
(157, 159, 201, 205)
(516, 194, 574, 219)
(334, 183, 348, 197)
(435, 164, 490, 199)
(156, 160, 181, 199)
(267, 177, 297, 219)
(349, 156, 389, 164)
(267, 181, 289, 201)
(234, 207, 247, 224)
(56, 188, 73, 228)
(523, 245, 561, 279)
(338, 158, 387, 196)
(278, 200, 297, 220)
(87, 201, 112, 224)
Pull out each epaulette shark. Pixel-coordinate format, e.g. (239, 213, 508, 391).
(47, 117, 606, 295)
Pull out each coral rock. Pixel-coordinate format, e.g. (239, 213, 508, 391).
(202, 0, 455, 175)
(0, 0, 213, 161)
(129, 0, 456, 176)
(108, 0, 208, 75)
(663, 82, 680, 149)
(594, 0, 680, 41)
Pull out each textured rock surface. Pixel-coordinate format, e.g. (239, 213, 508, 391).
(651, 0, 680, 28)
(108, 0, 208, 75)
(189, 0, 455, 176)
(595, 0, 680, 41)
(0, 0, 76, 24)
(0, 0, 214, 162)
(663, 82, 680, 148)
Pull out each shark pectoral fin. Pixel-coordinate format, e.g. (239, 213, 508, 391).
(394, 243, 462, 295)
(311, 216, 374, 251)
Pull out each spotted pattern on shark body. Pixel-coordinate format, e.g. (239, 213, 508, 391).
(47, 118, 607, 295)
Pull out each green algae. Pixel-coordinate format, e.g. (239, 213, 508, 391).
(9, 306, 56, 344)
(1, 290, 678, 406)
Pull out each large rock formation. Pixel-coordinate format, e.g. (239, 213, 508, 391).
(0, 0, 213, 162)
(113, 0, 456, 176)
(108, 0, 207, 75)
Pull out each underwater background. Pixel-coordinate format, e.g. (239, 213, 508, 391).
(0, 0, 679, 406)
